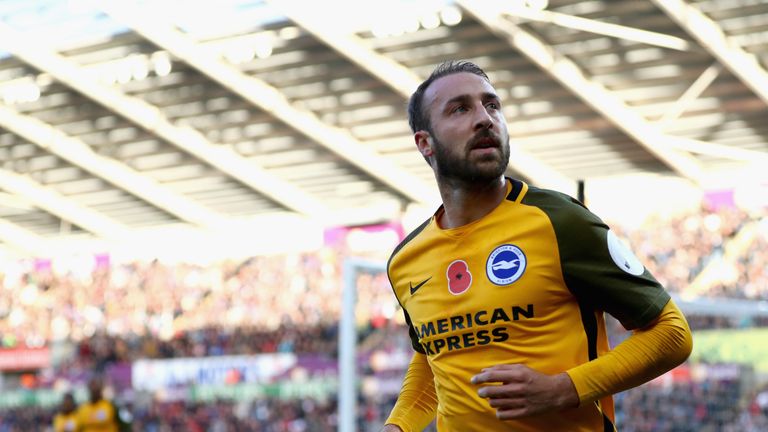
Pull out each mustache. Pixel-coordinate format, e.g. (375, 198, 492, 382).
(467, 129, 501, 149)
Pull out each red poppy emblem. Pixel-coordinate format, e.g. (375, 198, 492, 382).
(446, 260, 472, 295)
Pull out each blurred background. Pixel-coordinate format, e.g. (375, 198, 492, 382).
(0, 0, 767, 430)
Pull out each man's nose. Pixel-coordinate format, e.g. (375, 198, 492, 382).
(473, 105, 493, 131)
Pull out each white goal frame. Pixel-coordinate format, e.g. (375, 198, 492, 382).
(339, 258, 387, 432)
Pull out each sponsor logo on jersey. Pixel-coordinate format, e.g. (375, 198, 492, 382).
(486, 244, 526, 285)
(606, 230, 644, 276)
(446, 260, 472, 295)
(413, 303, 535, 355)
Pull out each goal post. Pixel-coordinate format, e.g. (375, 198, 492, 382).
(339, 257, 387, 432)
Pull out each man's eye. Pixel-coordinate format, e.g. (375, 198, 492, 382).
(486, 102, 500, 110)
(453, 106, 468, 113)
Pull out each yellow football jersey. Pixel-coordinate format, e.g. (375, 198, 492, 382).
(77, 399, 118, 432)
(387, 178, 670, 431)
(53, 411, 78, 432)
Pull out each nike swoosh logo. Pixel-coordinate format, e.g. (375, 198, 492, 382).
(409, 277, 432, 295)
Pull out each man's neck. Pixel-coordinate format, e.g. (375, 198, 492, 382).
(437, 176, 507, 229)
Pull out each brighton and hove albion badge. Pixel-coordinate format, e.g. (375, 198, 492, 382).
(486, 244, 526, 285)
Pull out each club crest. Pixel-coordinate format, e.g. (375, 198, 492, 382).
(486, 244, 526, 286)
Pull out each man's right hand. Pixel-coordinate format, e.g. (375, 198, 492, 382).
(380, 424, 404, 432)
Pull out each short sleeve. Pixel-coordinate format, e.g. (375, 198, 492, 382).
(524, 188, 670, 330)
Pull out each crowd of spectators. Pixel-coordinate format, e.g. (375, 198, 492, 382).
(70, 324, 339, 365)
(60, 310, 768, 378)
(612, 203, 753, 295)
(707, 229, 768, 300)
(1, 202, 765, 353)
(129, 398, 342, 432)
(1, 377, 766, 431)
(0, 397, 343, 432)
(614, 373, 768, 432)
(0, 251, 396, 351)
(0, 202, 767, 430)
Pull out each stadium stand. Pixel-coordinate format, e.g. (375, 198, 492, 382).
(1, 1, 768, 428)
(1, 202, 768, 430)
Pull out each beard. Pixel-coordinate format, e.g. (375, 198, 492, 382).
(431, 128, 511, 186)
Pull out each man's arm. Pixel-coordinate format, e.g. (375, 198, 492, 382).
(567, 298, 692, 405)
(470, 299, 691, 418)
(381, 352, 438, 432)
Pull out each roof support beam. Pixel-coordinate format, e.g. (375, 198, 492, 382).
(101, 4, 436, 205)
(274, 0, 576, 194)
(652, 0, 768, 107)
(499, 3, 693, 51)
(0, 168, 130, 239)
(0, 22, 329, 218)
(657, 63, 721, 127)
(653, 61, 767, 163)
(272, 0, 424, 98)
(460, 1, 705, 183)
(0, 191, 33, 211)
(668, 138, 768, 164)
(0, 218, 48, 256)
(0, 103, 229, 228)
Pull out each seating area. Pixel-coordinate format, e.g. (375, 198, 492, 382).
(0, 202, 767, 430)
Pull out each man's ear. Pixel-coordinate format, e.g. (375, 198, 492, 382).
(415, 130, 433, 158)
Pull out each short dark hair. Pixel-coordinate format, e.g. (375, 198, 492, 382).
(407, 60, 490, 133)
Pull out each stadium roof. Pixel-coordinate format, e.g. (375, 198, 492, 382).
(0, 0, 767, 253)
